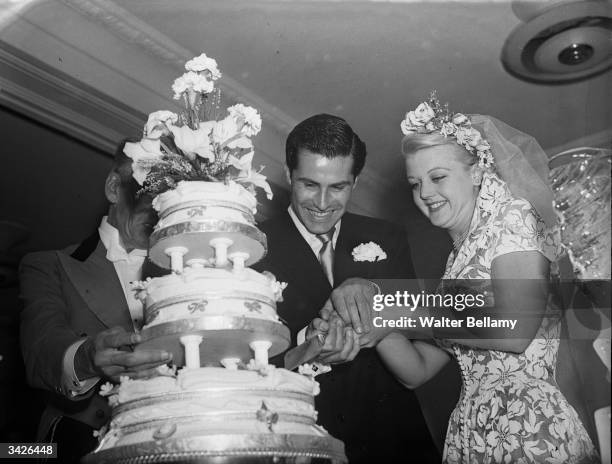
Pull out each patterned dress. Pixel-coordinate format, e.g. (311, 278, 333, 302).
(439, 172, 598, 464)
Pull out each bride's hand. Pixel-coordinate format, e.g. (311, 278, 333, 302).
(316, 316, 361, 365)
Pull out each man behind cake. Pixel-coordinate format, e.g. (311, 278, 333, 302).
(19, 141, 171, 462)
(254, 114, 439, 462)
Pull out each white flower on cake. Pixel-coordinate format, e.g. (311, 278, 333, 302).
(227, 104, 262, 137)
(298, 363, 318, 377)
(352, 242, 387, 262)
(262, 271, 288, 302)
(298, 363, 331, 379)
(123, 51, 272, 200)
(184, 53, 221, 80)
(246, 359, 275, 376)
(168, 124, 215, 162)
(123, 139, 164, 185)
(99, 382, 116, 397)
(145, 111, 178, 139)
(172, 71, 214, 99)
(212, 115, 254, 151)
(236, 168, 273, 200)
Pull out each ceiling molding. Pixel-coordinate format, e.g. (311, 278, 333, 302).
(59, 0, 299, 136)
(0, 74, 122, 152)
(0, 42, 145, 152)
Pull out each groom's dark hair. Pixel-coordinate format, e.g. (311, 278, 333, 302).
(286, 114, 366, 177)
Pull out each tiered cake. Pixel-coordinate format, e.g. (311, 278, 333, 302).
(84, 53, 346, 463)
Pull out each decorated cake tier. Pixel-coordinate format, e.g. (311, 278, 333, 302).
(138, 267, 286, 329)
(135, 266, 290, 366)
(85, 367, 346, 464)
(149, 181, 267, 270)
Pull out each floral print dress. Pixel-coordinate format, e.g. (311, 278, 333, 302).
(439, 172, 598, 464)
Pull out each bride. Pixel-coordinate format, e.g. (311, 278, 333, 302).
(373, 94, 599, 464)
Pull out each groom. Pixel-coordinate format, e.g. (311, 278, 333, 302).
(255, 114, 438, 462)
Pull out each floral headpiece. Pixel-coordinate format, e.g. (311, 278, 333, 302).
(124, 52, 272, 199)
(400, 92, 494, 169)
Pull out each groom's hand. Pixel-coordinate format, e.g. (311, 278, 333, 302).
(320, 306, 391, 349)
(328, 277, 379, 335)
(316, 316, 361, 364)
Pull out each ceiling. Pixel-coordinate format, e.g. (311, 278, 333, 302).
(0, 0, 610, 267)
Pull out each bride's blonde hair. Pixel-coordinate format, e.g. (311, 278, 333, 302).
(401, 133, 477, 168)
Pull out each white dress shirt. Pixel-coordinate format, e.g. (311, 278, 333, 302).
(288, 207, 339, 357)
(287, 206, 341, 262)
(61, 216, 147, 396)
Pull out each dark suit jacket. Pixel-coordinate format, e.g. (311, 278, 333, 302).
(254, 211, 438, 463)
(18, 232, 161, 440)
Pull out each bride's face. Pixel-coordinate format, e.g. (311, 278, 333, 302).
(405, 144, 479, 234)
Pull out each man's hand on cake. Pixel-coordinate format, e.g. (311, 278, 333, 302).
(327, 278, 378, 335)
(76, 327, 173, 382)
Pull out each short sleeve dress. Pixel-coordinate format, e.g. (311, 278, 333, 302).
(438, 172, 598, 464)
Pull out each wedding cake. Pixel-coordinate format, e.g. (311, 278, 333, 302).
(83, 53, 346, 463)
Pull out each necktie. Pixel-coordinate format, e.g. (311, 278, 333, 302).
(316, 231, 335, 286)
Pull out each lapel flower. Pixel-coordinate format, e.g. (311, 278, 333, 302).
(352, 242, 387, 262)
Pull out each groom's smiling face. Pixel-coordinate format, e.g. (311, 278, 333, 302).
(287, 149, 356, 235)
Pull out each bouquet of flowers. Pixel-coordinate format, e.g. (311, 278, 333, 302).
(124, 53, 272, 199)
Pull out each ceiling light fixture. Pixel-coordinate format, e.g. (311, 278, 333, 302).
(502, 1, 612, 83)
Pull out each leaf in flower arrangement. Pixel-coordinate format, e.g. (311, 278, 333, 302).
(227, 151, 254, 173)
(224, 135, 253, 150)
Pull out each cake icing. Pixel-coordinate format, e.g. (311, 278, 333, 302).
(135, 267, 286, 329)
(153, 180, 257, 230)
(96, 366, 326, 451)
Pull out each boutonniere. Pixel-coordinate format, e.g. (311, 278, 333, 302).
(352, 242, 387, 262)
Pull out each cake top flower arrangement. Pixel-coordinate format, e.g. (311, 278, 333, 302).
(124, 52, 272, 199)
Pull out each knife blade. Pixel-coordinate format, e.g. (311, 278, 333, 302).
(284, 332, 325, 371)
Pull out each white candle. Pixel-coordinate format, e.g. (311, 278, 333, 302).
(249, 340, 272, 367)
(165, 246, 188, 273)
(229, 252, 250, 272)
(209, 237, 233, 267)
(180, 335, 203, 368)
(220, 358, 241, 370)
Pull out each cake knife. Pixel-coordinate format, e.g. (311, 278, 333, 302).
(284, 332, 326, 371)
